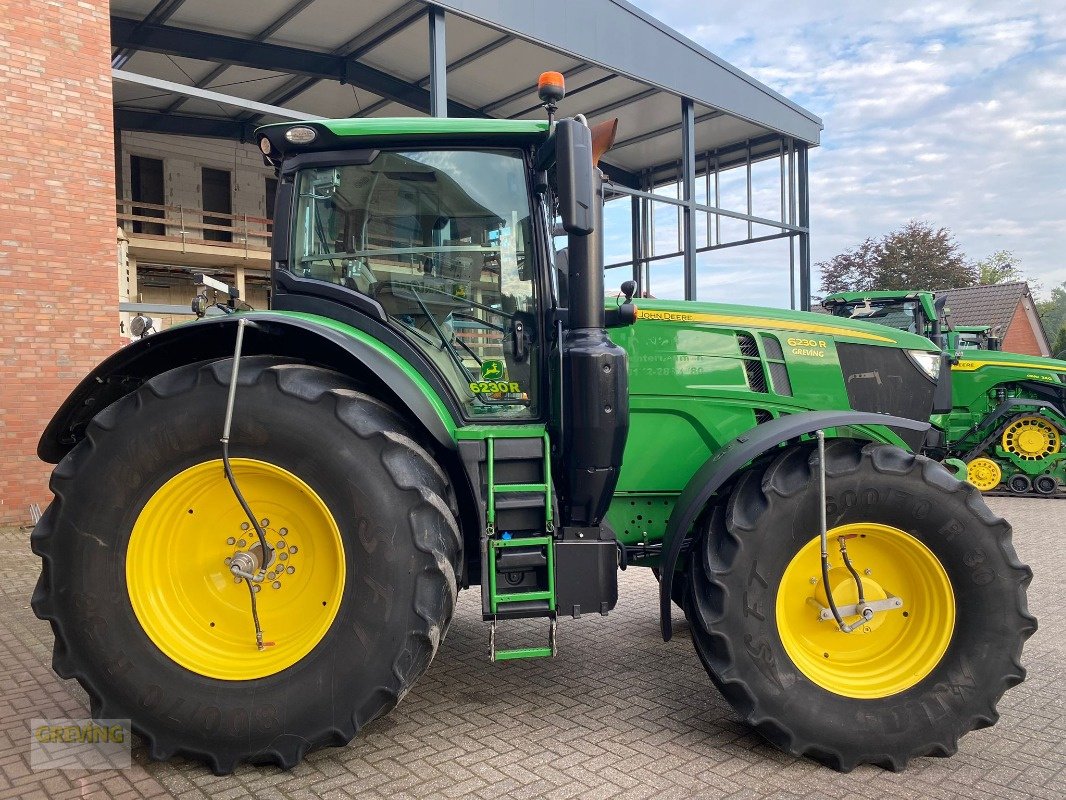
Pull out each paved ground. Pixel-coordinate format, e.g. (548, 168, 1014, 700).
(0, 496, 1062, 799)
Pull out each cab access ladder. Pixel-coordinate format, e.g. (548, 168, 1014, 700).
(483, 432, 557, 661)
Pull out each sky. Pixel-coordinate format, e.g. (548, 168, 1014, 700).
(618, 0, 1066, 304)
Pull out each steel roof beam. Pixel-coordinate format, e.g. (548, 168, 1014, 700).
(356, 32, 513, 118)
(163, 0, 321, 114)
(612, 109, 725, 151)
(112, 0, 189, 69)
(114, 70, 316, 120)
(247, 1, 428, 117)
(115, 109, 259, 141)
(109, 13, 481, 119)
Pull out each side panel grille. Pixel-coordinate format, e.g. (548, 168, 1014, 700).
(736, 332, 767, 393)
(758, 333, 793, 396)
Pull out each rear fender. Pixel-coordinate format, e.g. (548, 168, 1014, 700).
(38, 312, 459, 463)
(658, 410, 930, 640)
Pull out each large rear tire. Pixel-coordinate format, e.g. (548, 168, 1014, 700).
(685, 440, 1035, 771)
(32, 357, 461, 774)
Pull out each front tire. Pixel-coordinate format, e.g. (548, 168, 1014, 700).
(32, 358, 461, 773)
(686, 440, 1035, 771)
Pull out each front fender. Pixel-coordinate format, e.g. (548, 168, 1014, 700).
(658, 410, 930, 640)
(39, 312, 459, 463)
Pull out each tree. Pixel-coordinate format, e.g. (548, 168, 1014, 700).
(976, 250, 1023, 285)
(818, 236, 882, 294)
(974, 250, 1041, 294)
(1038, 282, 1066, 344)
(1052, 326, 1066, 360)
(818, 220, 976, 294)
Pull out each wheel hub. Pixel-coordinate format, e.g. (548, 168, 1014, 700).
(127, 459, 345, 681)
(1002, 416, 1060, 460)
(225, 521, 300, 590)
(966, 457, 1002, 491)
(777, 523, 954, 699)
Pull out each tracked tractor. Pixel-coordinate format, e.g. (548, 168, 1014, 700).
(824, 290, 1066, 495)
(33, 76, 1033, 775)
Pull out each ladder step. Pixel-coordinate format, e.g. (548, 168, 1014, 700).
(495, 590, 552, 603)
(495, 548, 547, 570)
(495, 495, 547, 511)
(494, 483, 548, 493)
(490, 617, 556, 662)
(493, 646, 553, 661)
(489, 600, 551, 619)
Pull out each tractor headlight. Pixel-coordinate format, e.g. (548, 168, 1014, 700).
(907, 349, 941, 381)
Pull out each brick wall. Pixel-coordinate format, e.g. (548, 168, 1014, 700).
(0, 1, 119, 525)
(1002, 300, 1042, 356)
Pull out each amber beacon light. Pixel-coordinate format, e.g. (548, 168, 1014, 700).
(537, 71, 566, 104)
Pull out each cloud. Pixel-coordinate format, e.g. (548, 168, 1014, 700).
(629, 1, 1066, 298)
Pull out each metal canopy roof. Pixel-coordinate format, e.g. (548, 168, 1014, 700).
(110, 0, 822, 188)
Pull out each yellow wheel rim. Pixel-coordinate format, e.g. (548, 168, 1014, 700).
(776, 523, 955, 699)
(1001, 416, 1060, 460)
(966, 457, 1002, 491)
(127, 459, 345, 681)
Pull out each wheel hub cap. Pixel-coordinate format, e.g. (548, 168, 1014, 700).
(966, 457, 1001, 491)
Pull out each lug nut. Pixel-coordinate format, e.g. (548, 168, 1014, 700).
(237, 539, 247, 548)
(252, 584, 261, 593)
(276, 541, 285, 550)
(260, 519, 270, 528)
(226, 537, 236, 546)
(286, 566, 295, 574)
(289, 546, 298, 554)
(240, 522, 250, 531)
(279, 552, 288, 561)
(233, 576, 242, 584)
(279, 527, 288, 536)
(272, 581, 281, 590)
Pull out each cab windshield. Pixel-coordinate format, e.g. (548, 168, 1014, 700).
(829, 300, 926, 335)
(291, 149, 538, 418)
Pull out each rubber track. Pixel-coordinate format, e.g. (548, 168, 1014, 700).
(686, 440, 1036, 772)
(32, 359, 462, 773)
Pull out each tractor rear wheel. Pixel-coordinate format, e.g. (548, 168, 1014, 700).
(32, 357, 461, 774)
(685, 440, 1035, 771)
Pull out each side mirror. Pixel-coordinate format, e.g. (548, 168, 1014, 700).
(554, 119, 594, 235)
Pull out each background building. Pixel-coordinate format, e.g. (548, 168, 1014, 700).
(941, 282, 1051, 357)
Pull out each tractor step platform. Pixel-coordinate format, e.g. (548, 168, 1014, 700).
(490, 616, 557, 662)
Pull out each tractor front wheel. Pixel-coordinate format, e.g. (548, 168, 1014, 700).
(32, 357, 461, 773)
(685, 440, 1035, 771)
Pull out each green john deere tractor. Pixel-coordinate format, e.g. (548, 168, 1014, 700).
(33, 83, 1034, 775)
(823, 289, 1066, 495)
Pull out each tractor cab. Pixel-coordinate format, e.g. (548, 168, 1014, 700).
(822, 290, 943, 344)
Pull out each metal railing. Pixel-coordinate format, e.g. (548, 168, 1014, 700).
(116, 198, 273, 258)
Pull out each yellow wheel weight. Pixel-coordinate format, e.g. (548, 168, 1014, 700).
(966, 457, 1002, 491)
(776, 523, 955, 699)
(1001, 416, 1060, 460)
(127, 459, 345, 681)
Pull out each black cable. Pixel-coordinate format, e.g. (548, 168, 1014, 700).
(838, 536, 866, 604)
(221, 440, 273, 566)
(244, 576, 265, 651)
(820, 550, 846, 628)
